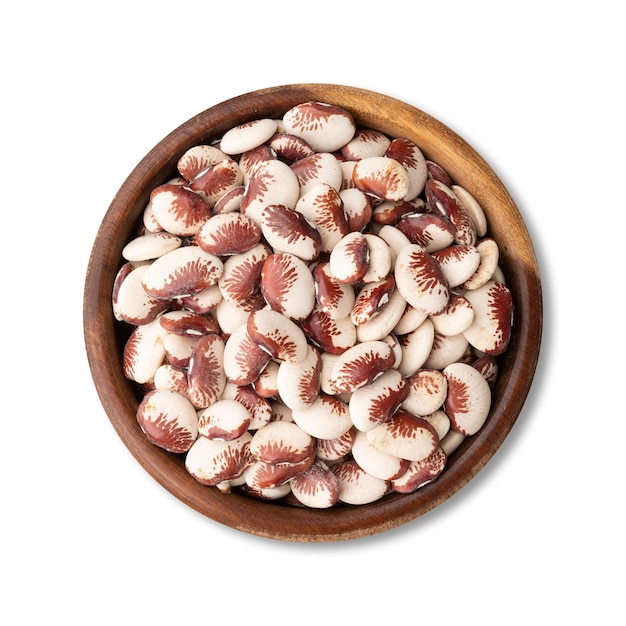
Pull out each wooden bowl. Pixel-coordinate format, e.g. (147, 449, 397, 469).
(83, 84, 542, 542)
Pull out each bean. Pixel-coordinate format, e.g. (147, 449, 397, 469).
(113, 101, 514, 507)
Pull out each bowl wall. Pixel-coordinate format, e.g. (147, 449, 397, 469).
(84, 84, 542, 542)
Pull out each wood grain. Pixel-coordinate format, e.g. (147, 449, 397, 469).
(83, 84, 543, 542)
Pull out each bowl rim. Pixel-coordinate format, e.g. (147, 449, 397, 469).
(84, 83, 543, 542)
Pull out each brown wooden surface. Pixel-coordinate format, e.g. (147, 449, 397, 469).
(83, 84, 543, 542)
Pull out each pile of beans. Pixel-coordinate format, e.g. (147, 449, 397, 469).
(112, 101, 514, 508)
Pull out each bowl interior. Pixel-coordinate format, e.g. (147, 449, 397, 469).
(84, 84, 542, 542)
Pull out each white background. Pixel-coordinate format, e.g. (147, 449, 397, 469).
(2, 1, 624, 623)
